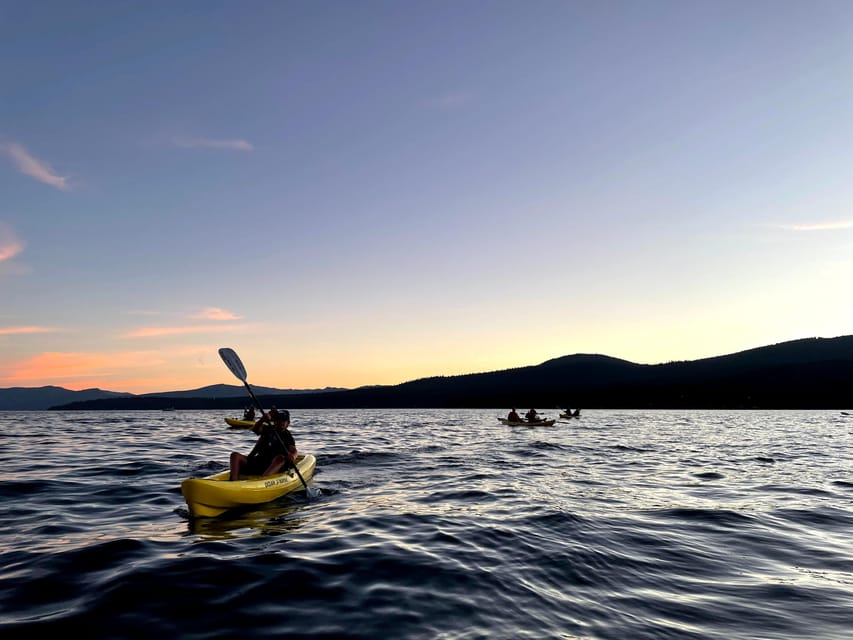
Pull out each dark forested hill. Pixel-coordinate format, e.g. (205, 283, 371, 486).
(45, 335, 853, 410)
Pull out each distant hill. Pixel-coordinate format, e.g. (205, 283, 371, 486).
(138, 384, 344, 400)
(0, 386, 134, 411)
(0, 383, 345, 411)
(42, 335, 853, 410)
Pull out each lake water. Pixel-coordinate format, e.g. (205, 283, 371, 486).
(1, 409, 851, 639)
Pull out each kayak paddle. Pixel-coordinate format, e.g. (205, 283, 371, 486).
(218, 347, 320, 498)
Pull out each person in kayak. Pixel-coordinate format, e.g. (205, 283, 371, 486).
(507, 408, 521, 422)
(229, 408, 297, 480)
(525, 408, 539, 422)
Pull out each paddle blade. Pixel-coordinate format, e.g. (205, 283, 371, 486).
(218, 347, 247, 382)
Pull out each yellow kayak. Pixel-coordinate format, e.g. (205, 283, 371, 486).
(224, 417, 255, 428)
(181, 454, 317, 518)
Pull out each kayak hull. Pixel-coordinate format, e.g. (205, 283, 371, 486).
(224, 417, 255, 428)
(498, 418, 556, 426)
(181, 454, 316, 518)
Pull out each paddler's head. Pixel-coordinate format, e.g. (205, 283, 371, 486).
(272, 409, 290, 428)
(253, 408, 290, 434)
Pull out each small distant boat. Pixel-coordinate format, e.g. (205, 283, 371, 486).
(498, 418, 556, 427)
(224, 417, 255, 429)
(559, 409, 581, 419)
(162, 407, 176, 412)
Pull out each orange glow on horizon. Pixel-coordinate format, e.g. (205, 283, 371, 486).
(0, 348, 235, 394)
(1, 340, 596, 395)
(2, 351, 167, 390)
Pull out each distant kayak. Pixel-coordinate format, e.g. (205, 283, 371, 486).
(559, 412, 581, 419)
(224, 417, 255, 429)
(498, 418, 556, 427)
(181, 454, 317, 518)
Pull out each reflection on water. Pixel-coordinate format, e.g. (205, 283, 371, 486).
(184, 494, 316, 540)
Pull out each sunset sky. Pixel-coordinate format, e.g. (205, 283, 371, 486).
(2, 1, 853, 394)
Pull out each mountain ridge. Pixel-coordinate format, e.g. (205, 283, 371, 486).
(20, 334, 853, 411)
(0, 383, 345, 411)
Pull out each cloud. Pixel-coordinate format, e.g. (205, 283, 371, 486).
(125, 323, 247, 338)
(0, 240, 23, 262)
(126, 307, 246, 335)
(0, 326, 60, 335)
(0, 224, 24, 262)
(2, 142, 70, 190)
(172, 137, 254, 151)
(190, 307, 243, 320)
(782, 220, 853, 231)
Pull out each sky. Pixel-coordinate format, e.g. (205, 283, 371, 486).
(2, 0, 853, 394)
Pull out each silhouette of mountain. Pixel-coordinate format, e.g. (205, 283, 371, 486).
(0, 386, 133, 411)
(42, 335, 853, 410)
(0, 383, 345, 411)
(139, 384, 344, 399)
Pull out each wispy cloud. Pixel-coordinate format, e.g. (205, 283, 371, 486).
(2, 142, 70, 190)
(125, 324, 247, 338)
(190, 307, 243, 320)
(172, 137, 254, 151)
(0, 326, 60, 335)
(0, 223, 24, 262)
(0, 240, 23, 262)
(781, 220, 853, 231)
(125, 307, 245, 335)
